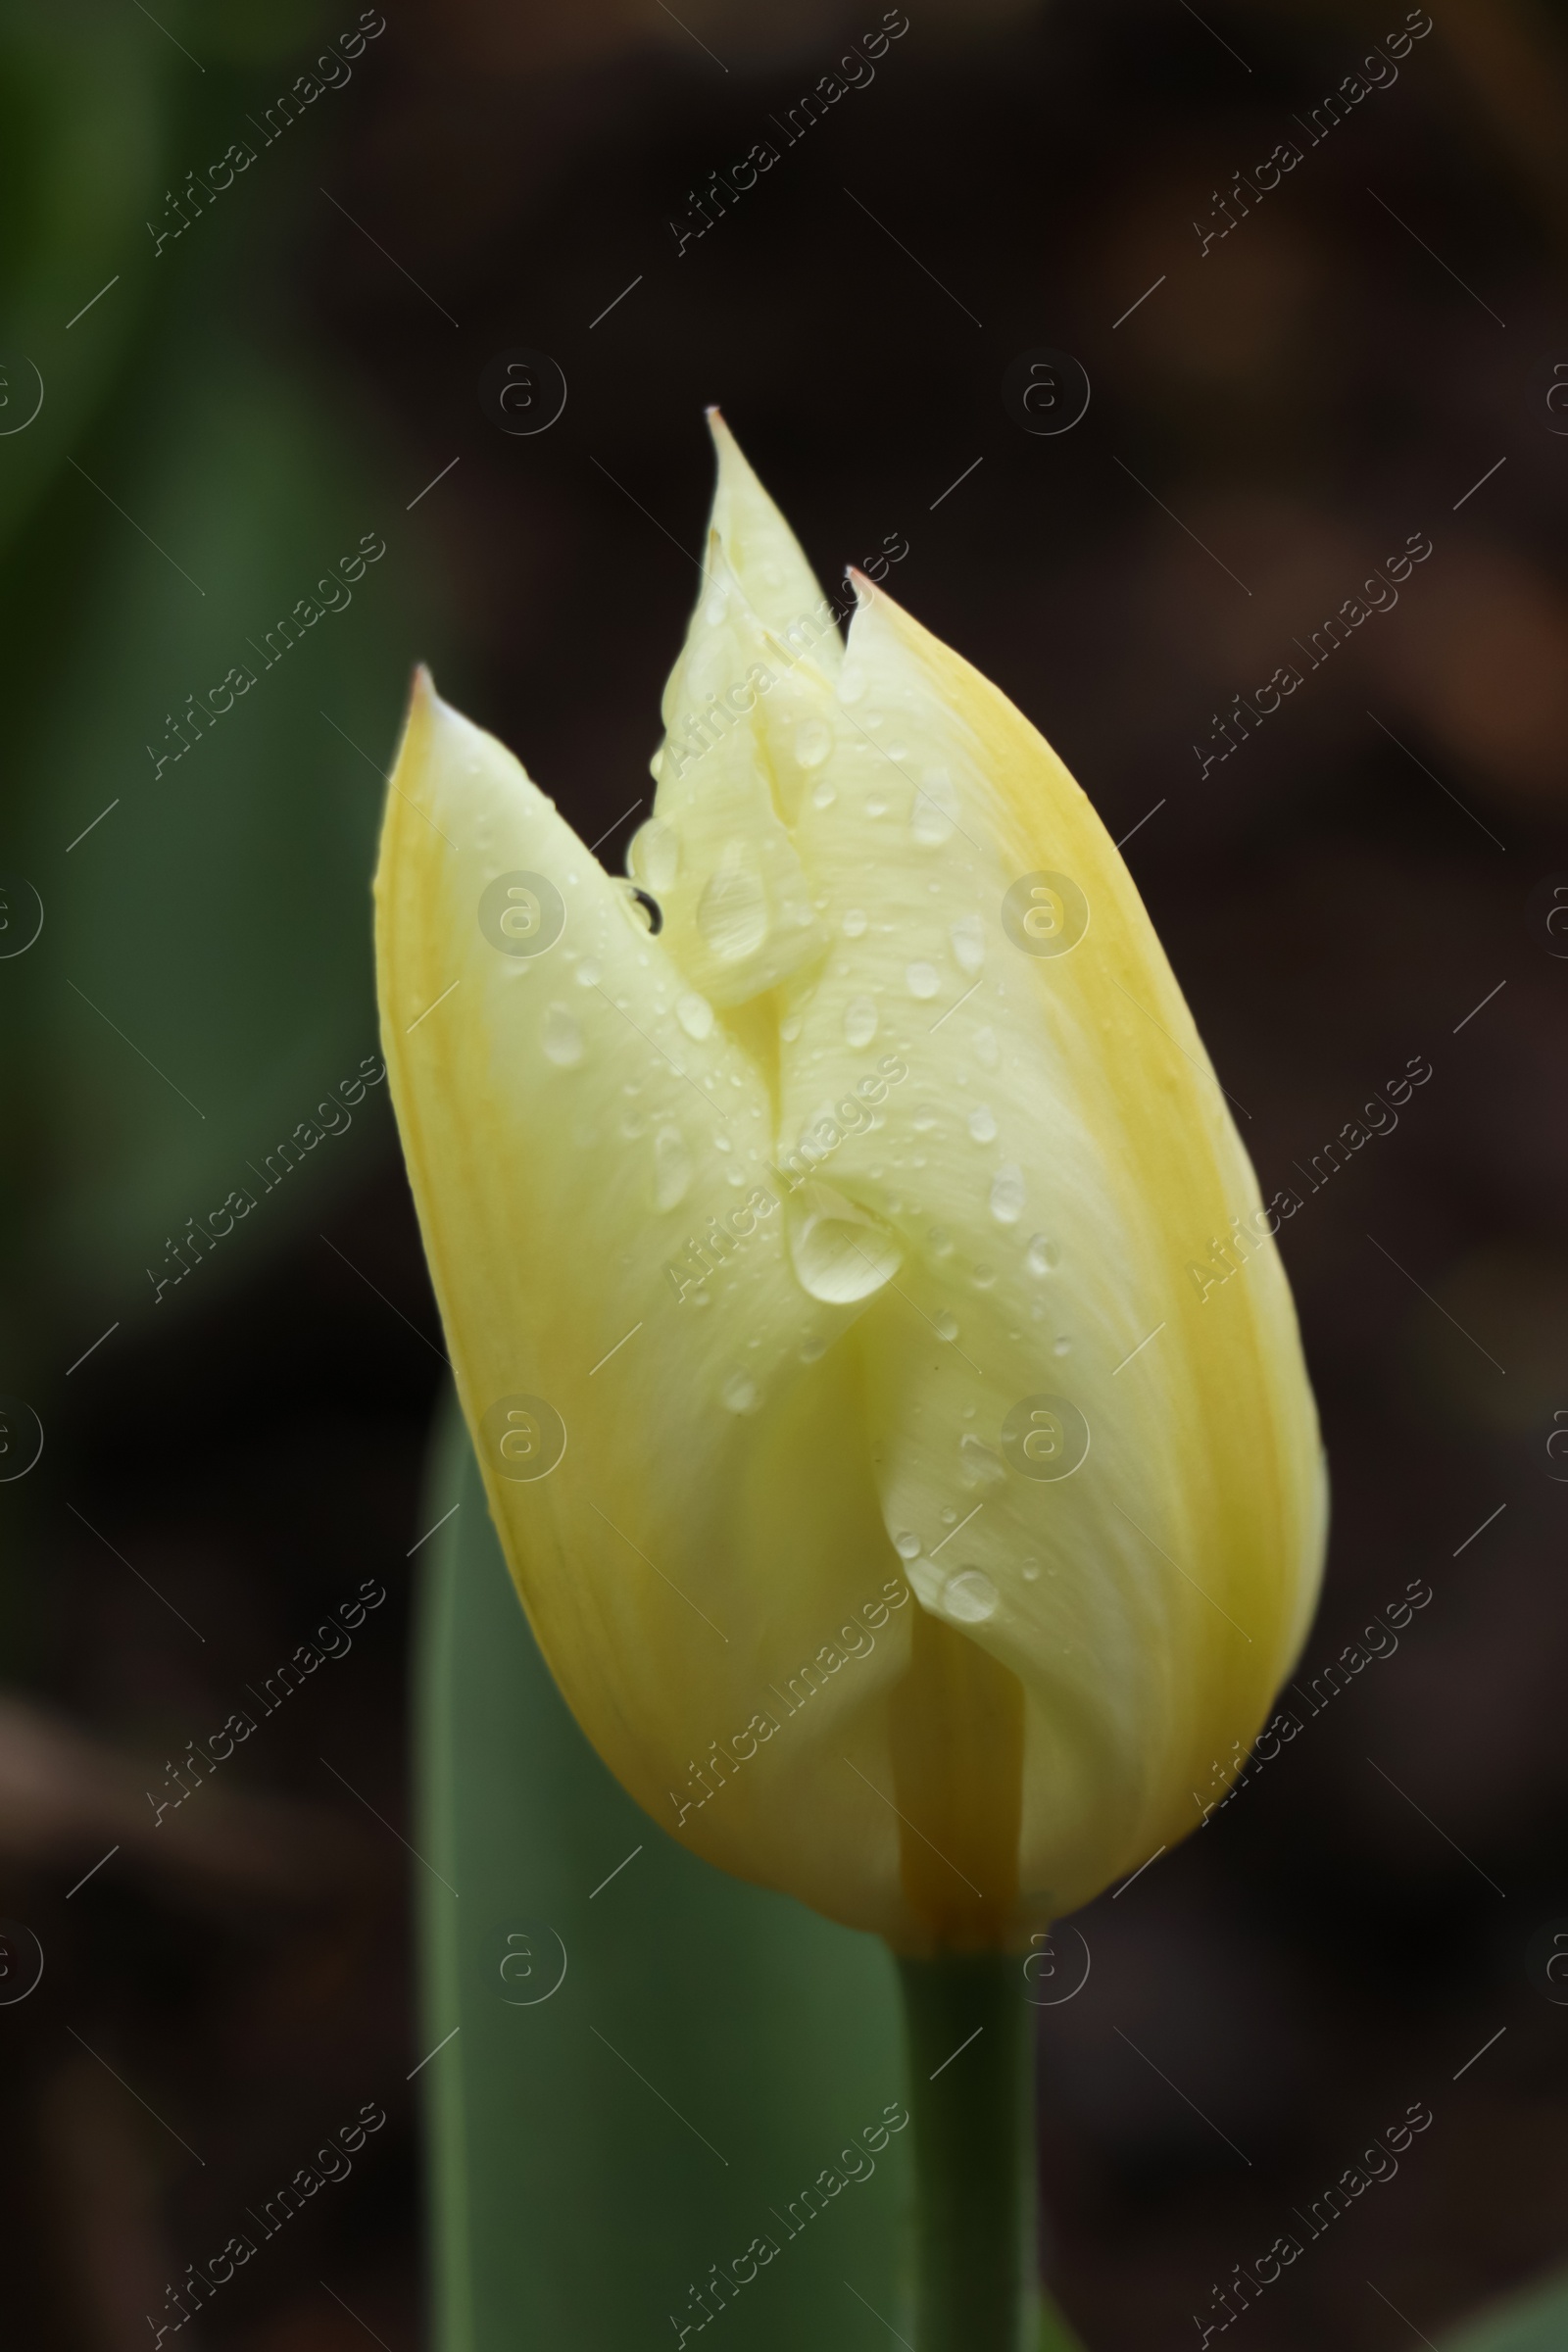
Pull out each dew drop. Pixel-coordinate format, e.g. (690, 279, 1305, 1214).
(800, 1333, 828, 1363)
(968, 1103, 998, 1144)
(906, 960, 940, 1000)
(1022, 1559, 1042, 1584)
(788, 1185, 904, 1305)
(844, 995, 878, 1049)
(912, 1103, 939, 1133)
(950, 913, 984, 974)
(652, 1124, 691, 1211)
(630, 816, 680, 895)
(721, 1370, 760, 1415)
(1027, 1234, 1058, 1276)
(990, 1163, 1025, 1225)
(780, 1011, 805, 1043)
(839, 662, 867, 704)
(927, 1224, 953, 1256)
(795, 717, 833, 768)
(971, 1264, 997, 1290)
(676, 992, 714, 1041)
(1053, 1335, 1072, 1356)
(843, 907, 868, 938)
(940, 1506, 958, 1525)
(943, 1568, 999, 1624)
(811, 777, 838, 810)
(867, 793, 888, 818)
(697, 846, 768, 962)
(974, 1023, 999, 1069)
(933, 1310, 959, 1342)
(911, 766, 957, 848)
(959, 1434, 1005, 1488)
(575, 957, 603, 988)
(541, 1004, 584, 1066)
(894, 1531, 922, 1560)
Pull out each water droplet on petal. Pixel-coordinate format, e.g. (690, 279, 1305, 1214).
(1053, 1335, 1072, 1356)
(721, 1370, 760, 1414)
(927, 1224, 953, 1255)
(780, 1010, 804, 1042)
(575, 957, 602, 988)
(1027, 1234, 1058, 1275)
(698, 845, 768, 962)
(630, 815, 680, 894)
(974, 1023, 999, 1068)
(652, 1124, 691, 1210)
(943, 1567, 999, 1623)
(839, 662, 867, 704)
(676, 992, 714, 1041)
(1022, 1559, 1042, 1583)
(844, 995, 878, 1049)
(906, 960, 940, 1000)
(811, 777, 837, 809)
(894, 1531, 922, 1560)
(959, 1434, 1006, 1488)
(842, 907, 867, 938)
(788, 1184, 904, 1305)
(796, 717, 833, 768)
(933, 1310, 959, 1342)
(912, 766, 957, 847)
(542, 1004, 584, 1066)
(968, 1104, 998, 1144)
(990, 1163, 1025, 1225)
(950, 913, 984, 973)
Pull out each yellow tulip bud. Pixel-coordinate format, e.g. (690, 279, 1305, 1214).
(374, 414, 1326, 1954)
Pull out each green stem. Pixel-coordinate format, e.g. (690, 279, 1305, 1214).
(896, 1952, 1088, 2352)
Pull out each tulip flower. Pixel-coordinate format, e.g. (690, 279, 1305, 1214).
(374, 413, 1326, 2350)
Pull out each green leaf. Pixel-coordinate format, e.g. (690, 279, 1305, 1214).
(416, 1396, 917, 2351)
(1439, 2270, 1568, 2352)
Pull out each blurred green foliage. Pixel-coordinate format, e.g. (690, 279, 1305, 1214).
(0, 0, 426, 1396)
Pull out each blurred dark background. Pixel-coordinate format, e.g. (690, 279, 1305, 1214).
(1, 0, 1565, 2344)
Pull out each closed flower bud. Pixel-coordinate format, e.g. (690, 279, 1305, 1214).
(374, 413, 1326, 1951)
